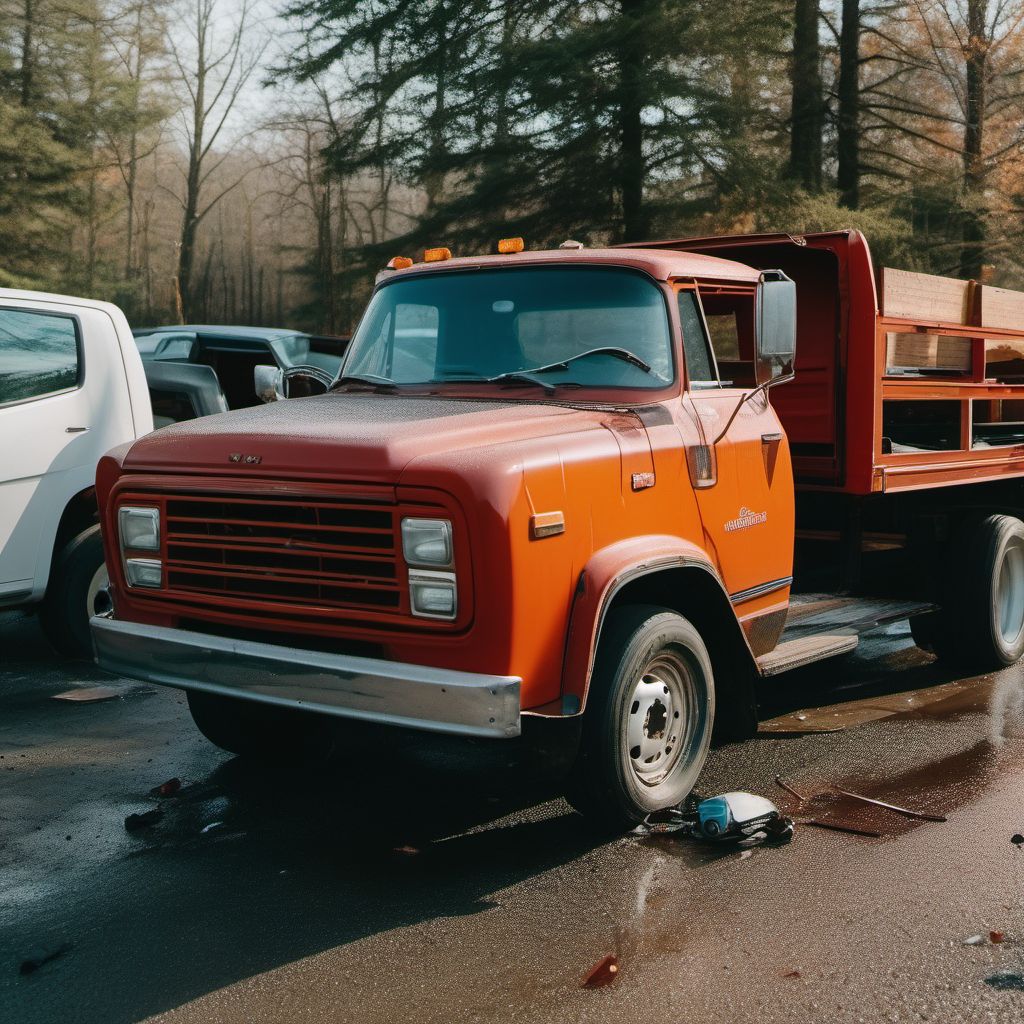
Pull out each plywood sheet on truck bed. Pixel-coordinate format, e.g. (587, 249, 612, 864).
(881, 267, 973, 325)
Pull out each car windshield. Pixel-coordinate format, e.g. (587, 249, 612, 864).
(340, 266, 674, 392)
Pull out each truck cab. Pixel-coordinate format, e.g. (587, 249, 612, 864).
(0, 288, 153, 656)
(91, 234, 1024, 828)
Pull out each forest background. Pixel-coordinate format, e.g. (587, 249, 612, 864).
(1, 0, 1021, 334)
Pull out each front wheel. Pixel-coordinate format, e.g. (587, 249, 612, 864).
(39, 525, 110, 658)
(187, 690, 316, 757)
(565, 605, 715, 832)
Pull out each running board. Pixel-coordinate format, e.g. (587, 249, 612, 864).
(756, 632, 859, 677)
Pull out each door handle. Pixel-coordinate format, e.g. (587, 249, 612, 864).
(65, 426, 89, 433)
(761, 432, 783, 444)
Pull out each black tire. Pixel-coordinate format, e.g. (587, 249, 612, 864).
(935, 515, 1024, 670)
(564, 605, 715, 832)
(186, 690, 315, 757)
(39, 525, 109, 658)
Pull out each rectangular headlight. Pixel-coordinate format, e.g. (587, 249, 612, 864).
(401, 518, 453, 567)
(119, 506, 161, 551)
(409, 570, 457, 620)
(125, 558, 162, 588)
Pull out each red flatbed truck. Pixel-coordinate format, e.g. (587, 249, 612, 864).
(91, 229, 1024, 829)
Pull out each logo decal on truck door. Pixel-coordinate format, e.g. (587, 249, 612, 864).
(724, 506, 767, 532)
(228, 453, 262, 464)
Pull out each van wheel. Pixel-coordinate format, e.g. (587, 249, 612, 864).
(39, 525, 110, 658)
(937, 515, 1024, 670)
(565, 605, 715, 832)
(186, 691, 313, 757)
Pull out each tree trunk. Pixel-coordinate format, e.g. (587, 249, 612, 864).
(789, 0, 823, 191)
(836, 0, 860, 208)
(177, 161, 201, 322)
(20, 0, 34, 107)
(960, 0, 988, 279)
(617, 0, 647, 241)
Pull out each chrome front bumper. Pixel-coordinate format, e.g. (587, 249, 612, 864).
(91, 616, 521, 738)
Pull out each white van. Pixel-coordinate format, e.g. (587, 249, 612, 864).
(0, 289, 152, 656)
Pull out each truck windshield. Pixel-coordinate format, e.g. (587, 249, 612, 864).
(341, 266, 674, 392)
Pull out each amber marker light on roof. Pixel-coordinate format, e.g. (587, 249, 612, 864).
(498, 237, 525, 254)
(387, 256, 413, 270)
(423, 247, 452, 263)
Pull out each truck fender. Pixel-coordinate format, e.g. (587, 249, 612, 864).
(558, 535, 760, 738)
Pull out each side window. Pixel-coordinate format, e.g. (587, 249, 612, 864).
(677, 291, 715, 385)
(698, 287, 756, 386)
(0, 309, 80, 405)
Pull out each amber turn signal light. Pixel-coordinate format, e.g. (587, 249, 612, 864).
(530, 511, 565, 540)
(387, 256, 413, 270)
(498, 237, 525, 254)
(423, 247, 452, 263)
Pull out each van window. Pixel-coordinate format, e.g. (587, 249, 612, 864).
(0, 309, 80, 406)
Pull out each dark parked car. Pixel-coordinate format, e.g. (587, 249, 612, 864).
(132, 324, 349, 426)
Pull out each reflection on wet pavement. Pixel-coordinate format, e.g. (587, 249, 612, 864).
(4, 616, 1024, 1024)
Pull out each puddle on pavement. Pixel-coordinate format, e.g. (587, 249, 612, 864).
(760, 675, 1001, 735)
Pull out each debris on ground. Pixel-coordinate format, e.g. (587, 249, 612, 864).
(581, 954, 619, 988)
(781, 969, 802, 979)
(124, 808, 163, 831)
(18, 943, 71, 975)
(1012, 834, 1024, 846)
(985, 971, 1024, 991)
(149, 778, 181, 798)
(804, 820, 882, 839)
(775, 776, 808, 802)
(200, 821, 224, 834)
(638, 792, 794, 846)
(51, 686, 120, 704)
(392, 845, 420, 856)
(963, 932, 1007, 946)
(832, 788, 947, 822)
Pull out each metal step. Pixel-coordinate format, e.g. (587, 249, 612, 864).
(779, 594, 936, 642)
(756, 631, 860, 677)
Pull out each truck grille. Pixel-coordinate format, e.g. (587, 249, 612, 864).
(162, 493, 402, 616)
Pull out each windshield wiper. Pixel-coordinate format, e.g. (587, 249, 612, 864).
(330, 372, 400, 392)
(489, 347, 652, 385)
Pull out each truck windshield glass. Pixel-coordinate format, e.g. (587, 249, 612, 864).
(342, 267, 673, 391)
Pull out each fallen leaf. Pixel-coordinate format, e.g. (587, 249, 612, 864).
(581, 954, 619, 988)
(52, 687, 120, 704)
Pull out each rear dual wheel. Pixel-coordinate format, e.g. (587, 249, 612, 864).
(913, 514, 1024, 670)
(565, 606, 715, 832)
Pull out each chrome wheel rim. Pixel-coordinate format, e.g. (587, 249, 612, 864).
(998, 538, 1024, 647)
(87, 563, 111, 617)
(625, 649, 696, 787)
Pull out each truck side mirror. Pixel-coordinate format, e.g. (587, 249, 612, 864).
(755, 271, 797, 387)
(255, 364, 285, 403)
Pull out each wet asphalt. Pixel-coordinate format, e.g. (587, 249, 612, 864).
(3, 609, 1024, 1023)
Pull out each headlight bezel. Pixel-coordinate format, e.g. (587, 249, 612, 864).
(408, 569, 458, 620)
(118, 505, 161, 552)
(401, 517, 453, 569)
(124, 557, 163, 588)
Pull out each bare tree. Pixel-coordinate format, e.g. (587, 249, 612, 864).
(168, 0, 265, 321)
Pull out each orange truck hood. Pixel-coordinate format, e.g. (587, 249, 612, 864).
(122, 392, 635, 483)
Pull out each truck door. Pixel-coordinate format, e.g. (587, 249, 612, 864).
(0, 301, 135, 601)
(675, 285, 795, 634)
